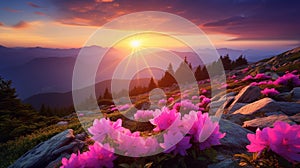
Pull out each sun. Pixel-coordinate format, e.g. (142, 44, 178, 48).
(130, 40, 141, 48)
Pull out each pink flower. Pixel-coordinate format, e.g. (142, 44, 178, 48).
(150, 107, 180, 132)
(242, 75, 254, 81)
(189, 112, 225, 150)
(192, 95, 199, 100)
(134, 110, 154, 121)
(160, 131, 192, 156)
(88, 118, 122, 142)
(198, 97, 211, 108)
(242, 67, 249, 73)
(168, 97, 175, 103)
(61, 152, 84, 168)
(247, 121, 300, 163)
(61, 143, 116, 168)
(234, 80, 239, 83)
(173, 99, 199, 112)
(158, 99, 167, 106)
(274, 73, 300, 87)
(246, 128, 270, 153)
(261, 88, 279, 97)
(254, 73, 271, 80)
(201, 89, 207, 94)
(118, 104, 131, 111)
(231, 75, 237, 79)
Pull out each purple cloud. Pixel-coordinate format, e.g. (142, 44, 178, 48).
(27, 2, 42, 8)
(12, 21, 30, 29)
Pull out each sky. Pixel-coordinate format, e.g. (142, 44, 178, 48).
(0, 0, 300, 51)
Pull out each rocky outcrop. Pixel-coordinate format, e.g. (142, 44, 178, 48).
(242, 114, 294, 130)
(227, 85, 261, 113)
(9, 129, 86, 168)
(278, 101, 300, 115)
(291, 87, 300, 101)
(233, 98, 280, 116)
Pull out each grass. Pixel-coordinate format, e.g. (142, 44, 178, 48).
(0, 117, 83, 168)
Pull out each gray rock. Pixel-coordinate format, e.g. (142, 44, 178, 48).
(218, 119, 253, 154)
(233, 85, 261, 104)
(228, 85, 261, 113)
(227, 103, 247, 114)
(291, 87, 300, 100)
(222, 113, 254, 125)
(278, 101, 300, 115)
(290, 113, 300, 123)
(275, 92, 292, 101)
(208, 158, 238, 168)
(242, 115, 294, 130)
(9, 129, 84, 168)
(233, 98, 281, 116)
(57, 121, 68, 126)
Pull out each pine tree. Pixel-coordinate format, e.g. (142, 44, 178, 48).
(103, 87, 112, 100)
(148, 77, 157, 91)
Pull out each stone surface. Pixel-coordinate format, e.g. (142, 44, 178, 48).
(9, 129, 85, 168)
(227, 103, 247, 114)
(227, 85, 261, 113)
(233, 98, 281, 116)
(278, 101, 300, 116)
(242, 114, 294, 130)
(232, 85, 261, 104)
(208, 158, 238, 168)
(290, 113, 300, 123)
(218, 119, 252, 154)
(291, 87, 300, 100)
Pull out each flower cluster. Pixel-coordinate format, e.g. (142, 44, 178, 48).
(247, 121, 300, 162)
(254, 73, 271, 80)
(273, 73, 300, 87)
(61, 142, 116, 168)
(111, 104, 131, 111)
(261, 88, 279, 97)
(134, 109, 155, 121)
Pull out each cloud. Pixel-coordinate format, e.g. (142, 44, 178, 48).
(3, 7, 21, 13)
(34, 11, 46, 16)
(0, 22, 4, 26)
(12, 21, 30, 29)
(47, 0, 300, 41)
(203, 16, 246, 27)
(27, 2, 42, 8)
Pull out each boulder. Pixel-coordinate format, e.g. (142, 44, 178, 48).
(217, 119, 252, 154)
(291, 87, 300, 101)
(227, 85, 261, 113)
(278, 101, 300, 116)
(242, 114, 294, 130)
(233, 98, 281, 116)
(232, 85, 261, 104)
(9, 129, 85, 168)
(290, 113, 300, 124)
(208, 158, 238, 168)
(227, 103, 247, 114)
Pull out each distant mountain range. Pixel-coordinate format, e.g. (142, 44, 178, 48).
(0, 45, 282, 99)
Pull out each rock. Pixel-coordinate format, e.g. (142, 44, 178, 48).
(208, 158, 238, 168)
(209, 96, 235, 115)
(242, 114, 295, 131)
(9, 129, 85, 168)
(275, 92, 292, 101)
(289, 113, 300, 123)
(227, 85, 261, 113)
(234, 85, 261, 103)
(291, 87, 300, 100)
(57, 121, 68, 126)
(233, 98, 281, 116)
(227, 103, 247, 114)
(217, 119, 253, 154)
(278, 101, 300, 116)
(222, 113, 253, 125)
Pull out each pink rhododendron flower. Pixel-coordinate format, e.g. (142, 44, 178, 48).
(158, 99, 167, 106)
(274, 73, 300, 87)
(173, 99, 199, 112)
(261, 88, 279, 97)
(61, 143, 116, 168)
(242, 67, 249, 73)
(150, 107, 180, 132)
(231, 75, 237, 79)
(234, 80, 239, 83)
(220, 83, 228, 89)
(61, 152, 83, 168)
(247, 121, 300, 162)
(189, 112, 225, 150)
(118, 104, 131, 111)
(168, 97, 174, 103)
(254, 73, 271, 80)
(192, 95, 199, 100)
(201, 89, 207, 94)
(88, 118, 122, 142)
(242, 75, 254, 81)
(134, 110, 154, 121)
(160, 131, 192, 156)
(198, 97, 211, 108)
